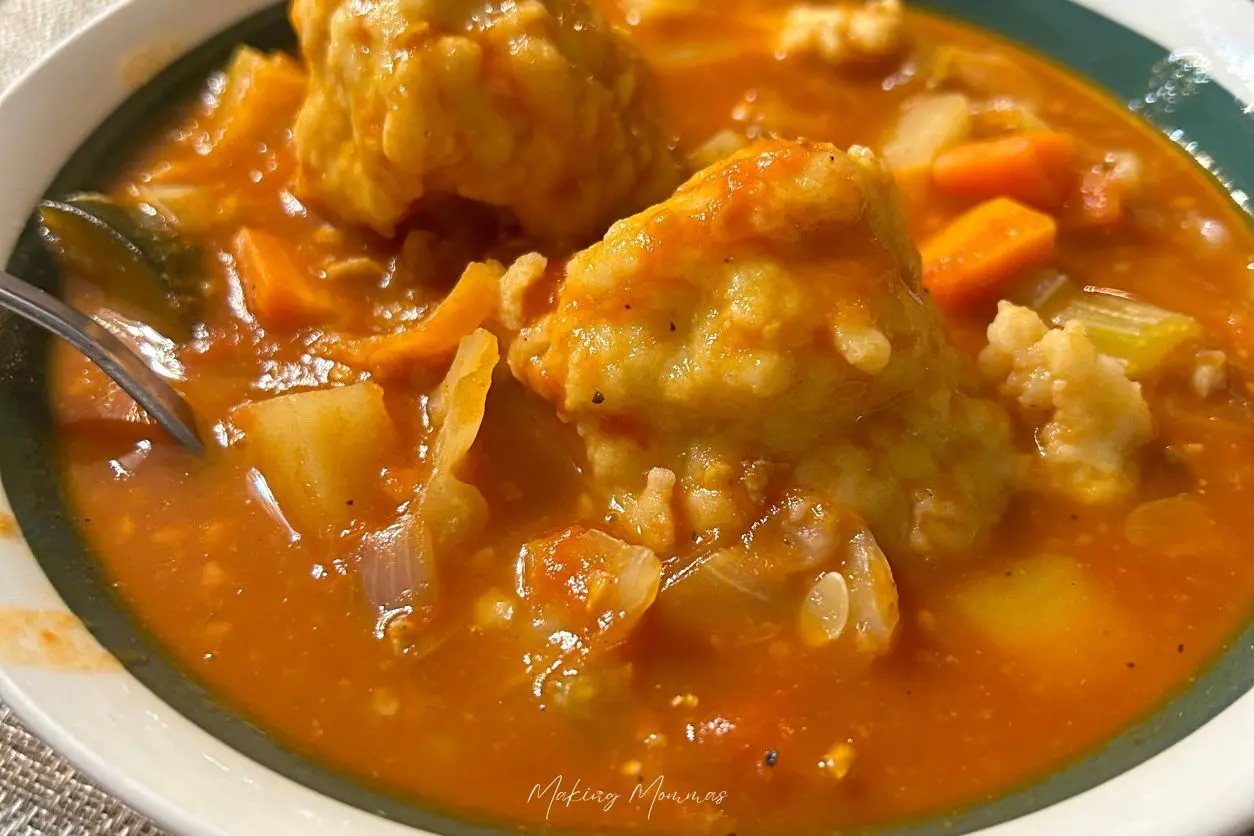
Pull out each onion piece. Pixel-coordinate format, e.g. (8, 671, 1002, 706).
(1124, 494, 1221, 557)
(244, 467, 300, 544)
(354, 516, 438, 616)
(845, 531, 900, 657)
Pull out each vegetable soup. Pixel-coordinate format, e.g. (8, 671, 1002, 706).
(39, 0, 1254, 833)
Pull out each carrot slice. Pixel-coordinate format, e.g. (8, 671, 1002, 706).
(932, 132, 1076, 210)
(235, 228, 335, 327)
(349, 261, 501, 376)
(920, 197, 1058, 309)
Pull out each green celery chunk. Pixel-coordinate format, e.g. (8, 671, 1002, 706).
(1049, 290, 1202, 378)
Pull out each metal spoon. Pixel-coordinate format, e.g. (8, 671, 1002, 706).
(0, 269, 204, 453)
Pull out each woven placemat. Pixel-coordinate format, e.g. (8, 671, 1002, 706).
(0, 706, 164, 836)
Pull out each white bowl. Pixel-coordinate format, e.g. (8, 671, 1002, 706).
(1, 1, 1253, 834)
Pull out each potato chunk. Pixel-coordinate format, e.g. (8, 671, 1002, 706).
(952, 553, 1128, 676)
(291, 0, 681, 239)
(234, 382, 397, 537)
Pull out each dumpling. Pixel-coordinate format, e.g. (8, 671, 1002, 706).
(509, 139, 1017, 557)
(290, 0, 682, 240)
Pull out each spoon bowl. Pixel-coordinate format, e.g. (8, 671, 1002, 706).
(0, 268, 204, 452)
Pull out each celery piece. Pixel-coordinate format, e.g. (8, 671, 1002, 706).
(1049, 290, 1202, 378)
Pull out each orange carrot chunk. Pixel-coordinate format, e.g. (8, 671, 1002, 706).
(932, 132, 1076, 210)
(920, 197, 1058, 310)
(235, 228, 335, 327)
(349, 261, 500, 376)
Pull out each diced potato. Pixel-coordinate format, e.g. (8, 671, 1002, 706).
(234, 381, 397, 537)
(882, 93, 972, 173)
(953, 553, 1112, 656)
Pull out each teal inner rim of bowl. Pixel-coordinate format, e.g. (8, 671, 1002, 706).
(1, 2, 1251, 835)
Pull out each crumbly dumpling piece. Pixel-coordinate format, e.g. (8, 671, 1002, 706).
(510, 139, 1016, 556)
(291, 0, 681, 239)
(980, 301, 1154, 504)
(778, 0, 906, 66)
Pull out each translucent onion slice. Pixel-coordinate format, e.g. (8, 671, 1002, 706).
(355, 516, 438, 615)
(1124, 494, 1221, 557)
(845, 531, 901, 657)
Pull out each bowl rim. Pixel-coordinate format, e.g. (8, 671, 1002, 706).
(1, 1, 1254, 835)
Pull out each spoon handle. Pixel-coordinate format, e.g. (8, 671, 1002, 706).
(0, 269, 204, 453)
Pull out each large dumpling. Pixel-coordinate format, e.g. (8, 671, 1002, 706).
(509, 139, 1018, 557)
(290, 0, 682, 240)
